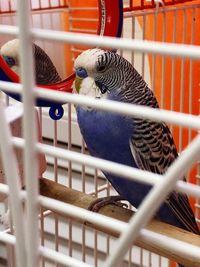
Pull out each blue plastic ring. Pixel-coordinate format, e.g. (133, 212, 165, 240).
(49, 105, 64, 120)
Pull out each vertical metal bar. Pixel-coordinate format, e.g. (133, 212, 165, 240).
(29, 0, 32, 11)
(94, 230, 98, 267)
(6, 244, 15, 267)
(188, 7, 196, 143)
(152, 7, 158, 92)
(11, 11, 15, 28)
(38, 0, 41, 10)
(52, 28, 58, 262)
(141, 0, 144, 9)
(106, 180, 110, 257)
(196, 39, 200, 229)
(68, 0, 75, 65)
(82, 223, 86, 262)
(94, 169, 98, 198)
(8, 0, 11, 12)
(39, 97, 44, 266)
(55, 213, 59, 267)
(141, 14, 146, 79)
(68, 210, 72, 256)
(106, 234, 110, 257)
(170, 9, 177, 134)
(179, 8, 187, 153)
(6, 95, 9, 106)
(40, 207, 45, 267)
(140, 248, 143, 267)
(196, 164, 200, 228)
(17, 0, 39, 267)
(131, 15, 135, 67)
(161, 4, 166, 108)
(53, 119, 59, 267)
(6, 199, 14, 267)
(94, 169, 98, 267)
(48, 0, 51, 9)
(10, 220, 16, 267)
(128, 247, 132, 267)
(54, 121, 58, 182)
(68, 104, 72, 187)
(82, 139, 86, 193)
(186, 6, 196, 182)
(158, 255, 162, 267)
(130, 0, 133, 10)
(39, 107, 42, 125)
(67, 103, 73, 257)
(148, 252, 152, 267)
(0, 101, 26, 267)
(119, 29, 123, 57)
(82, 139, 86, 262)
(5, 212, 16, 267)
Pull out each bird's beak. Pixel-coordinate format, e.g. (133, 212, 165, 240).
(74, 77, 83, 94)
(75, 68, 88, 94)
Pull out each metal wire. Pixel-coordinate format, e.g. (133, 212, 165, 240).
(16, 1, 39, 266)
(0, 101, 26, 267)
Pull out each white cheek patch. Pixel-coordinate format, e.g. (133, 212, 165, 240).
(79, 77, 99, 98)
(73, 77, 108, 112)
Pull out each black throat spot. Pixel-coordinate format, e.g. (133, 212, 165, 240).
(95, 80, 108, 94)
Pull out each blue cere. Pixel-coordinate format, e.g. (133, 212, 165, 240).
(76, 68, 88, 78)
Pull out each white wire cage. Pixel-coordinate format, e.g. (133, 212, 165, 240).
(0, 1, 199, 267)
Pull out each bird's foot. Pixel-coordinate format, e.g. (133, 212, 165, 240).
(88, 195, 128, 212)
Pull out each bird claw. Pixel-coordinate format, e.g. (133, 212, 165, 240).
(88, 195, 128, 212)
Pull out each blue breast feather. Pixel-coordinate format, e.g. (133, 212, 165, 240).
(76, 106, 186, 229)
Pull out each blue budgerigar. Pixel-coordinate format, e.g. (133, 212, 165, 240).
(73, 49, 199, 266)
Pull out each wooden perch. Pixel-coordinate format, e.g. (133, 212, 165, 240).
(39, 177, 200, 267)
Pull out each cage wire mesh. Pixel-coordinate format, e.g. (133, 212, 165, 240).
(0, 0, 199, 267)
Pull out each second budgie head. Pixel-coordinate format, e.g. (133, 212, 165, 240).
(1, 39, 61, 85)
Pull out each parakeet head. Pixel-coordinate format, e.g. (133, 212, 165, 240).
(1, 39, 20, 76)
(1, 39, 61, 85)
(74, 48, 134, 99)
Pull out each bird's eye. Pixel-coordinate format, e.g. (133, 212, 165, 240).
(97, 65, 106, 72)
(3, 56, 16, 67)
